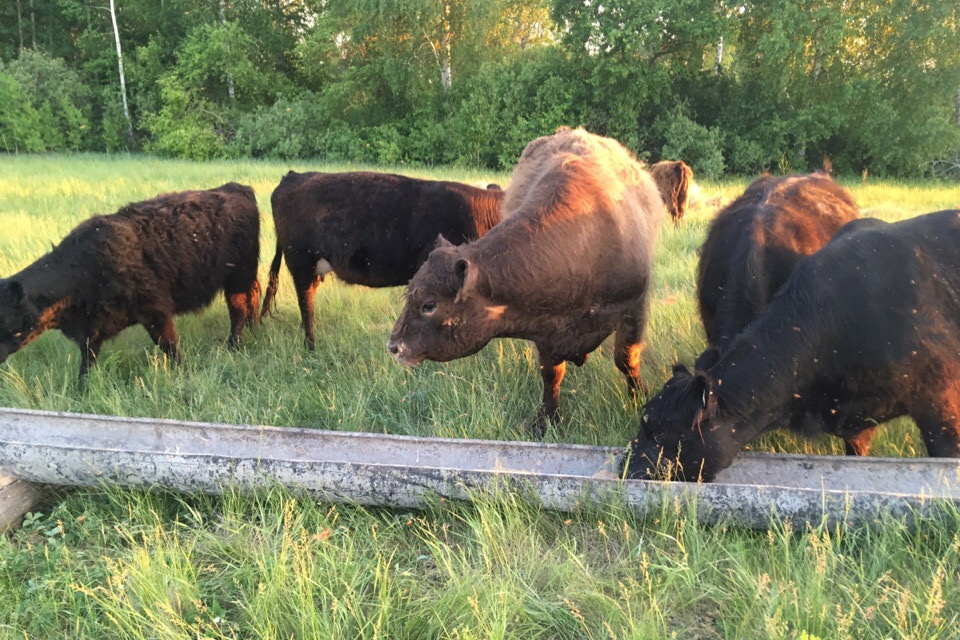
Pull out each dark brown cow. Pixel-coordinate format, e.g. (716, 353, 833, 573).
(624, 210, 960, 482)
(388, 127, 665, 436)
(697, 173, 859, 354)
(261, 171, 503, 349)
(0, 183, 261, 379)
(662, 174, 862, 455)
(649, 160, 694, 224)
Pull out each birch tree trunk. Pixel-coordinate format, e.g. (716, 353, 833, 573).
(219, 0, 236, 102)
(440, 0, 452, 92)
(715, 36, 723, 73)
(16, 0, 23, 51)
(108, 0, 135, 143)
(28, 0, 35, 48)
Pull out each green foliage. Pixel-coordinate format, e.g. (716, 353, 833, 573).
(1, 49, 90, 151)
(658, 109, 726, 179)
(0, 1, 957, 174)
(0, 72, 45, 152)
(143, 76, 225, 160)
(229, 93, 326, 159)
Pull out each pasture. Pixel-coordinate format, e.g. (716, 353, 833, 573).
(1, 155, 959, 638)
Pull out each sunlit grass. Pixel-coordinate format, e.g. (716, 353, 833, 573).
(0, 154, 959, 638)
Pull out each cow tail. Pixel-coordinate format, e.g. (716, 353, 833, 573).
(261, 240, 283, 320)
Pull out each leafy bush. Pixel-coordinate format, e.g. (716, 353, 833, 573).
(0, 72, 44, 152)
(658, 111, 726, 179)
(230, 93, 326, 159)
(142, 76, 225, 160)
(2, 50, 90, 151)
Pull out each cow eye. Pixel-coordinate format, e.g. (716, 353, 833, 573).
(421, 301, 437, 314)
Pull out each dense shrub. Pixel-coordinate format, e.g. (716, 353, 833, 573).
(658, 111, 726, 179)
(143, 76, 225, 160)
(1, 50, 90, 152)
(230, 93, 326, 159)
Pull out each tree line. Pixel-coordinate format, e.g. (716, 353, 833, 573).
(1, 0, 958, 178)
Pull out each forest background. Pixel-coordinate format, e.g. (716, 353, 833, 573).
(1, 0, 959, 179)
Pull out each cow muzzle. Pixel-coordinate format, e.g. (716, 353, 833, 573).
(386, 338, 424, 366)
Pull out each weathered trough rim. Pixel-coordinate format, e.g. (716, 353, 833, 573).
(0, 407, 954, 472)
(2, 407, 959, 530)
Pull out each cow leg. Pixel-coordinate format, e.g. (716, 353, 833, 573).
(913, 410, 960, 458)
(842, 426, 878, 456)
(225, 291, 251, 349)
(614, 313, 648, 400)
(532, 348, 566, 439)
(245, 280, 261, 328)
(295, 276, 322, 351)
(144, 315, 181, 361)
(77, 337, 103, 381)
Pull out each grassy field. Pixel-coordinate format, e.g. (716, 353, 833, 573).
(0, 154, 959, 638)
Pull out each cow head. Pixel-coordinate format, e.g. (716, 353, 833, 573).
(388, 238, 502, 366)
(651, 161, 694, 224)
(621, 351, 740, 482)
(0, 279, 39, 364)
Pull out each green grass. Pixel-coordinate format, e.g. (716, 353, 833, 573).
(1, 154, 959, 639)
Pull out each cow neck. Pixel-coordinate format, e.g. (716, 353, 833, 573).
(17, 253, 79, 322)
(472, 192, 502, 238)
(707, 313, 821, 444)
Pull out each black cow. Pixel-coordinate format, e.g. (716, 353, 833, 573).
(624, 210, 960, 482)
(261, 171, 503, 349)
(0, 183, 261, 379)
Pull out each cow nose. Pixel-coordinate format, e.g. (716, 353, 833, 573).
(387, 338, 401, 356)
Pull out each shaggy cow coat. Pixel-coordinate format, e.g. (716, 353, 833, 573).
(649, 160, 694, 224)
(624, 210, 960, 482)
(0, 183, 261, 378)
(389, 127, 665, 436)
(261, 171, 503, 349)
(697, 173, 859, 354)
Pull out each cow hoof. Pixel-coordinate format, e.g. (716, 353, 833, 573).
(528, 411, 557, 441)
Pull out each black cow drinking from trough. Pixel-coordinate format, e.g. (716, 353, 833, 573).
(623, 210, 960, 482)
(0, 183, 261, 379)
(388, 127, 665, 436)
(697, 174, 859, 354)
(261, 171, 503, 349)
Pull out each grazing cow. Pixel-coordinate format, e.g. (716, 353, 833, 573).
(649, 160, 694, 224)
(697, 173, 859, 354)
(261, 171, 503, 349)
(388, 127, 665, 436)
(623, 210, 960, 482)
(0, 183, 261, 379)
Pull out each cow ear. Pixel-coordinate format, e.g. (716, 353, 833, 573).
(671, 362, 690, 377)
(435, 234, 454, 249)
(453, 257, 479, 303)
(694, 347, 720, 372)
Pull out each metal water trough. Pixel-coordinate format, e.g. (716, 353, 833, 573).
(1, 408, 958, 530)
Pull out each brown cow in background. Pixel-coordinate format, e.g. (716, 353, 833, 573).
(262, 171, 503, 349)
(388, 127, 665, 437)
(650, 160, 694, 224)
(696, 173, 859, 355)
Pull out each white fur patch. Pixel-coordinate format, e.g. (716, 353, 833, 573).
(315, 258, 334, 279)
